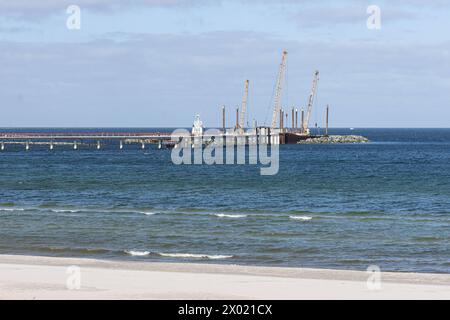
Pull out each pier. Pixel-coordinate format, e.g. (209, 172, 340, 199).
(0, 129, 295, 150)
(0, 51, 368, 151)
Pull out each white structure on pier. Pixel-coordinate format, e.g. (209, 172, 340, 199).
(192, 115, 204, 137)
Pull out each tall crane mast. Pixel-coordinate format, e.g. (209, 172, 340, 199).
(271, 51, 288, 129)
(302, 70, 319, 134)
(239, 80, 249, 129)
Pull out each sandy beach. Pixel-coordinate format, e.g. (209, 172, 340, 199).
(0, 254, 449, 299)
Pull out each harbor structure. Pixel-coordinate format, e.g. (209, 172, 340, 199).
(0, 51, 366, 149)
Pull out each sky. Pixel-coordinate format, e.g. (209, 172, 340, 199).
(0, 0, 449, 128)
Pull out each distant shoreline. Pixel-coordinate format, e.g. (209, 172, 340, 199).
(1, 254, 449, 299)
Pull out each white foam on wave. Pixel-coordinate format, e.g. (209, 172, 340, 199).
(290, 216, 313, 221)
(158, 252, 233, 259)
(50, 209, 80, 213)
(125, 250, 150, 256)
(48, 207, 158, 216)
(139, 211, 156, 216)
(0, 208, 25, 212)
(215, 213, 247, 219)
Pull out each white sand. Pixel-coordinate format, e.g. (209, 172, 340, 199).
(0, 254, 449, 299)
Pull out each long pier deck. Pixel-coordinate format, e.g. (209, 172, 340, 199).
(0, 132, 173, 140)
(0, 130, 313, 151)
(0, 131, 177, 150)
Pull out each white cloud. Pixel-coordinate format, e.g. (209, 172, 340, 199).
(0, 31, 449, 127)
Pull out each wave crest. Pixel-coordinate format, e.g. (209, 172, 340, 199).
(215, 214, 247, 219)
(125, 250, 150, 256)
(289, 216, 313, 221)
(0, 208, 25, 212)
(140, 211, 156, 216)
(158, 252, 233, 259)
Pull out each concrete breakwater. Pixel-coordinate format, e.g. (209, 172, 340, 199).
(297, 135, 369, 144)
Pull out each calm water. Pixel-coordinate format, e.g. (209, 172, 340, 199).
(0, 128, 449, 273)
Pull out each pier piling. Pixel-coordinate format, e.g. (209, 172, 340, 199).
(292, 108, 295, 129)
(222, 106, 226, 133)
(301, 109, 305, 133)
(286, 112, 288, 130)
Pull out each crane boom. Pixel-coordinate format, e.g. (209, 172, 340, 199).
(271, 51, 288, 129)
(239, 80, 249, 129)
(302, 70, 319, 134)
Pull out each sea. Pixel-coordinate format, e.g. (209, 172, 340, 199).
(0, 128, 449, 273)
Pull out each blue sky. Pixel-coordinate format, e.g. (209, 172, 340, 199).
(0, 0, 449, 127)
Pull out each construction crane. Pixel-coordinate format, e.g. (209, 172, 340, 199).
(271, 51, 288, 129)
(239, 80, 249, 130)
(302, 70, 319, 135)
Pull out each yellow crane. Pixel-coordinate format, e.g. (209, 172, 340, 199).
(302, 70, 320, 134)
(239, 80, 249, 129)
(271, 51, 288, 129)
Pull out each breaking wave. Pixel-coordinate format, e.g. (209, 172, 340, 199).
(50, 209, 81, 213)
(124, 250, 233, 259)
(289, 216, 313, 221)
(215, 214, 247, 219)
(158, 252, 233, 259)
(125, 250, 150, 256)
(0, 207, 25, 212)
(140, 211, 156, 216)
